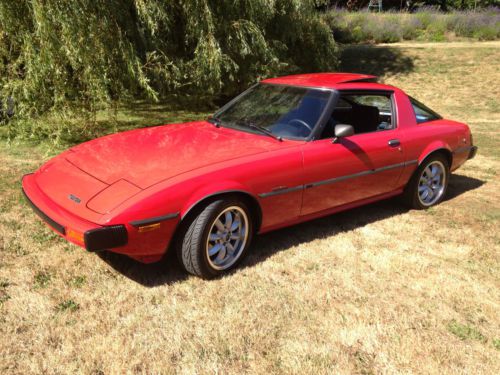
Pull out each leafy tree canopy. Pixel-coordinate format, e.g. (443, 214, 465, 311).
(0, 0, 338, 121)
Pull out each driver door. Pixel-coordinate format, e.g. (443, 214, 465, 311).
(300, 91, 405, 216)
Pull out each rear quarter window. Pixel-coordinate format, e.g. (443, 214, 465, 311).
(410, 97, 442, 124)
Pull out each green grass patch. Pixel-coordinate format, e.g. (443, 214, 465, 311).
(447, 320, 487, 342)
(0, 279, 10, 305)
(493, 339, 500, 350)
(0, 280, 10, 288)
(68, 276, 86, 288)
(33, 270, 52, 289)
(55, 299, 80, 313)
(32, 227, 60, 244)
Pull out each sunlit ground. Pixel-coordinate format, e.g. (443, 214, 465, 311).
(1, 42, 499, 374)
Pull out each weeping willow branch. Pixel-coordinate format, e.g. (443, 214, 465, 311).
(0, 0, 338, 132)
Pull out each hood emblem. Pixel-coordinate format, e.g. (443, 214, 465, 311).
(68, 194, 81, 204)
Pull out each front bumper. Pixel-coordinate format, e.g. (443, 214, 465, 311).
(22, 173, 179, 262)
(22, 174, 127, 252)
(23, 188, 66, 235)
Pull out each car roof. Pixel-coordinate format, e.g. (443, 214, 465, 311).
(261, 73, 387, 90)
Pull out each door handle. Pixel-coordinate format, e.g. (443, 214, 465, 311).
(388, 139, 400, 147)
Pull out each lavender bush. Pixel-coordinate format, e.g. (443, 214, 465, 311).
(323, 8, 500, 43)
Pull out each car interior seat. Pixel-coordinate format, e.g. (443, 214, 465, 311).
(352, 104, 380, 133)
(321, 103, 380, 139)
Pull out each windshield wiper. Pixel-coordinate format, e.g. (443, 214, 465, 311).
(207, 116, 221, 128)
(242, 122, 282, 142)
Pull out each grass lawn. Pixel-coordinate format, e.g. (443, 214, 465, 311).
(1, 42, 499, 374)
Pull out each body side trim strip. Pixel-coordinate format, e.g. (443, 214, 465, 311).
(307, 161, 408, 188)
(258, 185, 304, 198)
(258, 160, 418, 198)
(130, 212, 179, 227)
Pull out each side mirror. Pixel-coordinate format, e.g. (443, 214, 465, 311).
(332, 124, 354, 143)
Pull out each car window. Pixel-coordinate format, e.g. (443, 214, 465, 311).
(215, 84, 331, 140)
(320, 92, 394, 139)
(349, 95, 392, 113)
(335, 97, 352, 109)
(410, 97, 442, 124)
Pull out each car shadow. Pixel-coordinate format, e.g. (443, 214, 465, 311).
(97, 248, 188, 287)
(445, 173, 484, 201)
(98, 173, 484, 286)
(339, 45, 415, 78)
(242, 173, 484, 270)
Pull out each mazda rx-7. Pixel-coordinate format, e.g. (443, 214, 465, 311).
(22, 73, 477, 278)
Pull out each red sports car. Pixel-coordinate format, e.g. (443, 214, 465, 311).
(22, 73, 477, 278)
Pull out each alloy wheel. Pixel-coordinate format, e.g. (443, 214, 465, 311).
(418, 160, 446, 206)
(205, 206, 249, 271)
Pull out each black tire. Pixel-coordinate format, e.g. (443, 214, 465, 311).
(178, 199, 254, 279)
(403, 153, 450, 210)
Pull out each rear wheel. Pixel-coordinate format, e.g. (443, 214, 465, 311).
(403, 154, 450, 209)
(179, 199, 253, 279)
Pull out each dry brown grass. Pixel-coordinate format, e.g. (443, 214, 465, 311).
(1, 42, 499, 374)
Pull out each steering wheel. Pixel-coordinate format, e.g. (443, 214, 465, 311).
(287, 119, 312, 133)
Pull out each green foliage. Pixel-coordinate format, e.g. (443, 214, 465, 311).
(0, 0, 338, 140)
(445, 0, 499, 10)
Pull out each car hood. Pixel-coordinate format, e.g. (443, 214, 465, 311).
(65, 121, 285, 189)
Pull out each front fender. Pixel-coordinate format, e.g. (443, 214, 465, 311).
(180, 180, 258, 219)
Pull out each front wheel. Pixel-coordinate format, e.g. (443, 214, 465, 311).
(403, 154, 450, 209)
(179, 199, 253, 279)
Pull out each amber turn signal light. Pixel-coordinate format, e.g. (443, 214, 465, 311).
(138, 223, 161, 233)
(67, 228, 84, 243)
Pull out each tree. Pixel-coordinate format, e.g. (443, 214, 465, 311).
(0, 0, 338, 126)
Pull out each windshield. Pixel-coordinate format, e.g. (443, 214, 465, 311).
(214, 84, 331, 140)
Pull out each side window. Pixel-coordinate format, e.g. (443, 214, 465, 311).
(410, 97, 441, 124)
(335, 98, 352, 109)
(321, 92, 394, 139)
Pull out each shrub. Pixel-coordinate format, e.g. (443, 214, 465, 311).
(369, 15, 403, 43)
(474, 25, 499, 40)
(447, 9, 500, 39)
(323, 7, 500, 44)
(401, 16, 425, 39)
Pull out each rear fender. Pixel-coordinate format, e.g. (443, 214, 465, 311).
(417, 141, 453, 166)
